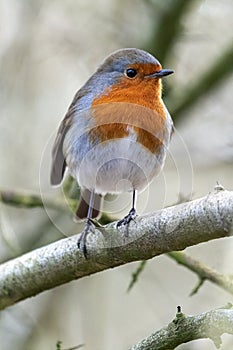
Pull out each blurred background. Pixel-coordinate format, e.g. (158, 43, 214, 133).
(0, 0, 233, 349)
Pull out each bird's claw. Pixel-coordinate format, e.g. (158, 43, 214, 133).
(117, 207, 137, 235)
(77, 219, 95, 258)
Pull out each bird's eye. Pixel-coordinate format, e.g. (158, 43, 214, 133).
(125, 68, 137, 78)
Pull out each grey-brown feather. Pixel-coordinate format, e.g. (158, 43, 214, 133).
(50, 109, 74, 185)
(50, 86, 93, 186)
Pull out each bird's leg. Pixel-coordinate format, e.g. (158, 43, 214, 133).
(77, 190, 95, 258)
(117, 189, 137, 231)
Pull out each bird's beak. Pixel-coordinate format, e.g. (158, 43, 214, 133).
(150, 69, 174, 78)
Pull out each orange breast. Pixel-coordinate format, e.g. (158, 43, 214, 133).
(89, 77, 167, 154)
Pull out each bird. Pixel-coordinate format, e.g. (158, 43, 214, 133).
(50, 48, 174, 257)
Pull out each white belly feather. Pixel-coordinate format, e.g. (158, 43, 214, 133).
(64, 122, 168, 194)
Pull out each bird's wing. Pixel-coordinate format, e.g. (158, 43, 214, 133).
(50, 85, 92, 186)
(50, 105, 75, 185)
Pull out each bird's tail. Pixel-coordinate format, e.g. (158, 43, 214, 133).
(75, 189, 102, 220)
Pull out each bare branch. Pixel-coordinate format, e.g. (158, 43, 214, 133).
(168, 251, 233, 296)
(130, 305, 233, 350)
(0, 188, 114, 225)
(0, 189, 232, 310)
(168, 43, 233, 122)
(145, 0, 198, 63)
(127, 247, 233, 296)
(0, 188, 72, 212)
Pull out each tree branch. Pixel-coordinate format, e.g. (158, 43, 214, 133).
(0, 189, 232, 310)
(168, 43, 233, 122)
(145, 0, 199, 63)
(168, 251, 233, 296)
(0, 188, 72, 212)
(130, 305, 233, 350)
(0, 188, 114, 225)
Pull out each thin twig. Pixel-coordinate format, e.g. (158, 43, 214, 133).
(168, 251, 233, 296)
(127, 260, 147, 292)
(0, 188, 72, 212)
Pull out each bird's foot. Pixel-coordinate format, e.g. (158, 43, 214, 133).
(117, 207, 137, 236)
(77, 219, 95, 258)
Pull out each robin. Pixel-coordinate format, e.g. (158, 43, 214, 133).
(50, 48, 174, 257)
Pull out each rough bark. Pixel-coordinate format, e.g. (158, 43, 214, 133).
(130, 306, 233, 350)
(0, 188, 232, 310)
